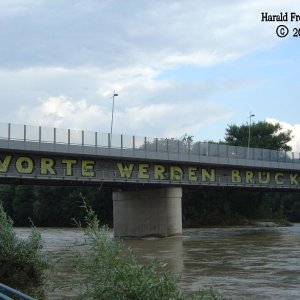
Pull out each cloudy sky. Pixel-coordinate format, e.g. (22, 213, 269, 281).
(0, 0, 300, 151)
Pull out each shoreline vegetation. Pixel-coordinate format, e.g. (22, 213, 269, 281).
(0, 203, 49, 299)
(1, 184, 299, 229)
(1, 202, 228, 300)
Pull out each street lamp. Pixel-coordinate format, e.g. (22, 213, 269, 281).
(247, 112, 255, 159)
(110, 90, 118, 145)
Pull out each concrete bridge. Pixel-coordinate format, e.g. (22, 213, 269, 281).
(1, 123, 300, 237)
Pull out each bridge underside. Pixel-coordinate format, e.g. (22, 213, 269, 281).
(1, 148, 300, 237)
(1, 176, 299, 193)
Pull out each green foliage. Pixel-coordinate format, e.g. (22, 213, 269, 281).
(182, 189, 293, 227)
(0, 185, 15, 218)
(0, 184, 113, 227)
(282, 193, 300, 222)
(72, 202, 182, 300)
(72, 201, 227, 300)
(225, 121, 292, 151)
(0, 202, 49, 299)
(12, 185, 36, 226)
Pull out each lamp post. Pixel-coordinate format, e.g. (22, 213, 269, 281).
(247, 112, 255, 159)
(110, 90, 118, 145)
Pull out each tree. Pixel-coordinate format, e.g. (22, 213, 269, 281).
(143, 134, 193, 153)
(33, 186, 67, 226)
(12, 186, 36, 226)
(0, 185, 15, 218)
(224, 121, 293, 151)
(223, 120, 295, 222)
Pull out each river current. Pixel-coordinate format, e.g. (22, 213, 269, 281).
(15, 224, 300, 300)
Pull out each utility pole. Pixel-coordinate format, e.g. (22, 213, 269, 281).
(110, 90, 118, 145)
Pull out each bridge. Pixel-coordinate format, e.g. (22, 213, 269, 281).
(1, 123, 300, 237)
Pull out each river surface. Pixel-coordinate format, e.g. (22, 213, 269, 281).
(15, 224, 300, 300)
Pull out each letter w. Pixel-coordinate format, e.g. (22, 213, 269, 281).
(117, 163, 134, 178)
(0, 155, 12, 173)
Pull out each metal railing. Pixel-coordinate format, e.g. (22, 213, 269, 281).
(0, 283, 35, 300)
(0, 122, 299, 163)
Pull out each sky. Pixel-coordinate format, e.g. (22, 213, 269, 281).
(0, 0, 300, 152)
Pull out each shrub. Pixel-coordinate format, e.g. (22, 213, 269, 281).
(71, 202, 183, 299)
(72, 202, 228, 300)
(0, 202, 49, 299)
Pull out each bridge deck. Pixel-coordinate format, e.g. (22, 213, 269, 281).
(0, 123, 300, 190)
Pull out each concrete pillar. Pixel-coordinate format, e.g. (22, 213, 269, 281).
(113, 187, 182, 238)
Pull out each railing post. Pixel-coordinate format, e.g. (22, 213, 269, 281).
(108, 133, 111, 148)
(121, 134, 123, 151)
(144, 137, 147, 151)
(156, 138, 158, 152)
(8, 123, 11, 146)
(95, 132, 97, 147)
(39, 126, 41, 150)
(285, 151, 287, 163)
(23, 124, 26, 150)
(82, 130, 84, 147)
(133, 135, 135, 151)
(24, 124, 26, 142)
(54, 127, 56, 150)
(68, 129, 70, 146)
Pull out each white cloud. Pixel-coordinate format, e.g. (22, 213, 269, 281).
(0, 0, 299, 143)
(0, 0, 296, 69)
(266, 118, 300, 153)
(0, 0, 45, 17)
(17, 91, 232, 140)
(17, 96, 110, 130)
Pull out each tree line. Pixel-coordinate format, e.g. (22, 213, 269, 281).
(0, 120, 300, 227)
(0, 185, 113, 227)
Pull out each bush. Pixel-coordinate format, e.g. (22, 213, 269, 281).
(72, 201, 227, 300)
(0, 202, 49, 299)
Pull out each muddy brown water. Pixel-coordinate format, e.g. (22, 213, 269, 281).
(15, 225, 300, 299)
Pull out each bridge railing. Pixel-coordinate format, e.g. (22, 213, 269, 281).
(0, 122, 299, 164)
(0, 282, 35, 300)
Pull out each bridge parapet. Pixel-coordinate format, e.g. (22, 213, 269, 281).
(0, 123, 299, 169)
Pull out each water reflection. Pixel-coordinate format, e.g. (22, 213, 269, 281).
(124, 236, 184, 275)
(15, 225, 300, 300)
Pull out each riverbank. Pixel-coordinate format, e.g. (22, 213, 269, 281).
(183, 217, 293, 229)
(250, 219, 292, 227)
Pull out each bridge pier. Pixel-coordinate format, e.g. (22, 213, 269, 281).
(113, 187, 182, 238)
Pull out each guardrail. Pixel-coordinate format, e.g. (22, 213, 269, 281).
(0, 122, 299, 164)
(0, 283, 35, 300)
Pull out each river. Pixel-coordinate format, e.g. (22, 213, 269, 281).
(15, 224, 300, 300)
